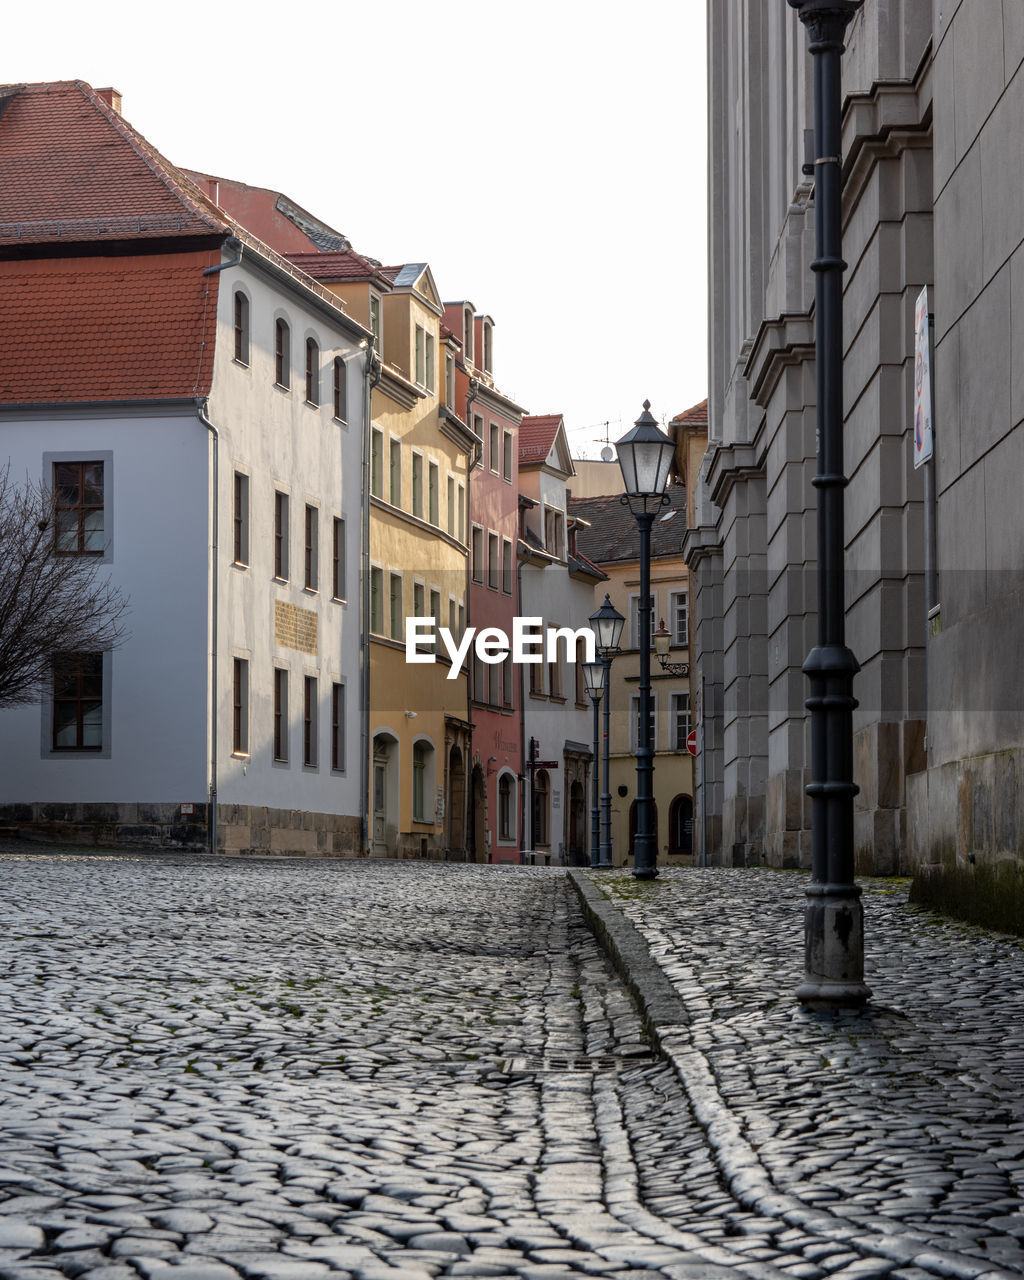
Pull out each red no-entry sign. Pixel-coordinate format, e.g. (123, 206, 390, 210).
(686, 730, 697, 757)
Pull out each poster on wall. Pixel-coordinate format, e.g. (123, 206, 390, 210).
(913, 285, 934, 469)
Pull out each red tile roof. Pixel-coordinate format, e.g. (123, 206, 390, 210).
(285, 249, 393, 288)
(0, 251, 220, 402)
(519, 414, 563, 464)
(671, 398, 708, 425)
(0, 82, 228, 247)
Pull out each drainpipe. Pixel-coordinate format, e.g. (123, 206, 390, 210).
(362, 345, 382, 854)
(464, 377, 479, 855)
(196, 397, 220, 855)
(202, 237, 242, 276)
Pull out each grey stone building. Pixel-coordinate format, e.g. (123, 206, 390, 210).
(691, 1, 1024, 928)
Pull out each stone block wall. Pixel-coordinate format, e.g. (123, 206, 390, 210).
(0, 802, 209, 850)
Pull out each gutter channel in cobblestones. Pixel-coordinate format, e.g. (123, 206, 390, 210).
(568, 869, 1022, 1280)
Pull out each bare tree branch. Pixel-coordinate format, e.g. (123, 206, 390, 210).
(0, 463, 130, 708)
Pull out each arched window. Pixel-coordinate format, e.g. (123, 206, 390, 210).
(233, 291, 249, 365)
(275, 318, 290, 389)
(333, 357, 347, 422)
(668, 794, 694, 857)
(498, 772, 516, 842)
(412, 739, 435, 823)
(305, 337, 320, 406)
(533, 769, 550, 847)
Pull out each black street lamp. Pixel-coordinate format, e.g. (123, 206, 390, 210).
(582, 659, 606, 869)
(616, 401, 674, 880)
(789, 0, 870, 1008)
(653, 620, 690, 678)
(590, 593, 625, 869)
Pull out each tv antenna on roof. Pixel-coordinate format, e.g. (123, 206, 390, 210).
(587, 419, 620, 462)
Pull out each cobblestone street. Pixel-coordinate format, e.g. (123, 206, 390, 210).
(0, 855, 1022, 1280)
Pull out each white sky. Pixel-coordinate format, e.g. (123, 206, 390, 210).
(6, 1, 708, 460)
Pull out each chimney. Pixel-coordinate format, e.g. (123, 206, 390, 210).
(96, 87, 122, 114)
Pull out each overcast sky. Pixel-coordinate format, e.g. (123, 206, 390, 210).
(6, 1, 708, 460)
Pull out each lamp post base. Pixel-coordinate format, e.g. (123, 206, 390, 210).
(797, 882, 870, 1008)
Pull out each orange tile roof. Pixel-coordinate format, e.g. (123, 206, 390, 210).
(519, 414, 563, 463)
(0, 251, 220, 402)
(0, 81, 228, 247)
(671, 398, 708, 425)
(285, 249, 393, 288)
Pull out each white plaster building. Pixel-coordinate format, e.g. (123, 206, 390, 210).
(517, 415, 606, 864)
(0, 81, 369, 854)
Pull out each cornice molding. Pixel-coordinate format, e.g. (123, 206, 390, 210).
(744, 312, 815, 408)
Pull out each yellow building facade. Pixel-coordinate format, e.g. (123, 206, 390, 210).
(304, 254, 474, 857)
(571, 484, 695, 867)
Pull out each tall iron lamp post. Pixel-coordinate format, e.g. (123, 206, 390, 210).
(616, 401, 675, 880)
(583, 659, 606, 868)
(589, 594, 625, 869)
(789, 0, 870, 1008)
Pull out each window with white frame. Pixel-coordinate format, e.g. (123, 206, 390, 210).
(672, 692, 692, 749)
(447, 475, 455, 536)
(415, 325, 435, 392)
(233, 291, 250, 366)
(273, 668, 288, 762)
(389, 572, 403, 641)
(471, 526, 484, 584)
(445, 353, 454, 408)
(369, 293, 381, 352)
(370, 567, 384, 634)
(502, 430, 513, 482)
(232, 658, 249, 755)
(411, 451, 423, 518)
(670, 589, 689, 647)
(501, 538, 513, 594)
(489, 422, 500, 473)
(371, 428, 384, 498)
(543, 506, 565, 559)
(458, 484, 466, 542)
(428, 461, 439, 526)
(487, 532, 499, 590)
(389, 438, 401, 506)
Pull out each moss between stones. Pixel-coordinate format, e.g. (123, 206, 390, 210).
(910, 860, 1024, 936)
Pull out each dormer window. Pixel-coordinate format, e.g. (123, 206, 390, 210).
(275, 319, 290, 389)
(464, 306, 474, 364)
(482, 319, 493, 375)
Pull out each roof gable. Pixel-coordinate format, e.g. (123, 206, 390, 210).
(520, 414, 575, 477)
(381, 262, 443, 315)
(0, 81, 228, 248)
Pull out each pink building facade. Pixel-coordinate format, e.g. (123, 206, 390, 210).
(444, 302, 526, 863)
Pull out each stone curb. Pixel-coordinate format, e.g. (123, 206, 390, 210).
(567, 870, 1022, 1280)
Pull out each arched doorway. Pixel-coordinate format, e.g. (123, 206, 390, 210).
(628, 797, 659, 861)
(568, 780, 586, 866)
(533, 769, 550, 852)
(447, 745, 466, 859)
(371, 732, 398, 856)
(668, 794, 694, 858)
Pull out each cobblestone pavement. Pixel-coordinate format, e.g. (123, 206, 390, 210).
(0, 854, 1021, 1280)
(581, 867, 1024, 1280)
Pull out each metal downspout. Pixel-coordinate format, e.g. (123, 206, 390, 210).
(362, 347, 382, 854)
(196, 397, 219, 855)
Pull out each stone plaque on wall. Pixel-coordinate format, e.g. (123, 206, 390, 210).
(274, 600, 318, 655)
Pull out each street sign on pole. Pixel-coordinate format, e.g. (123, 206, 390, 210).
(686, 729, 697, 757)
(531, 760, 560, 770)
